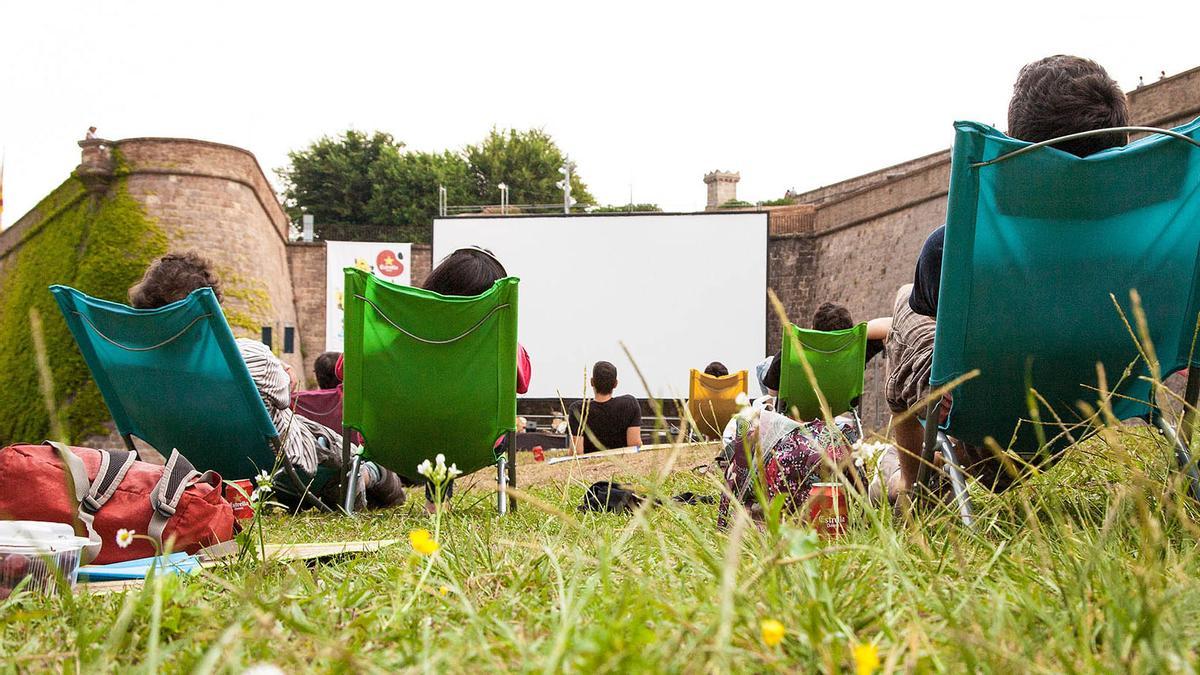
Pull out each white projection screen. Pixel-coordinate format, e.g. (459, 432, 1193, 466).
(434, 213, 767, 399)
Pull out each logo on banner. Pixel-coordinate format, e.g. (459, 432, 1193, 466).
(376, 249, 405, 277)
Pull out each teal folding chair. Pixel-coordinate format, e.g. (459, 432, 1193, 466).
(923, 117, 1200, 526)
(778, 322, 868, 436)
(50, 285, 333, 511)
(340, 269, 520, 514)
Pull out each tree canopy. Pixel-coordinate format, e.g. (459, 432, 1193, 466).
(278, 127, 596, 242)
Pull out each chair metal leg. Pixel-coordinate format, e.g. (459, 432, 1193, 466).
(281, 459, 333, 513)
(497, 454, 509, 515)
(506, 433, 518, 513)
(936, 432, 975, 528)
(917, 399, 940, 489)
(1155, 416, 1200, 503)
(343, 453, 362, 514)
(339, 426, 351, 508)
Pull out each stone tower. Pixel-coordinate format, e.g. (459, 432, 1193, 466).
(704, 171, 740, 210)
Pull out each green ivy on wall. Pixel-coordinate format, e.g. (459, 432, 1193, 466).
(0, 176, 167, 445)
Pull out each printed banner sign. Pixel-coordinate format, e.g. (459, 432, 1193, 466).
(325, 241, 412, 351)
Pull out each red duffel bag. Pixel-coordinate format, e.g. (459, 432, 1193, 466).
(0, 442, 235, 564)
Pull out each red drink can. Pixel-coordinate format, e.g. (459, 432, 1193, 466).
(806, 482, 848, 536)
(227, 479, 256, 520)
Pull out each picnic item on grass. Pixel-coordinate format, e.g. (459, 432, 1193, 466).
(0, 521, 92, 598)
(0, 442, 235, 564)
(805, 483, 848, 537)
(77, 552, 201, 581)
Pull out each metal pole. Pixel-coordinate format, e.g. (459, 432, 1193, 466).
(560, 164, 572, 214)
(438, 185, 447, 217)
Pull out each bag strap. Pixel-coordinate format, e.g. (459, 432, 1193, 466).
(147, 450, 219, 545)
(45, 441, 106, 562)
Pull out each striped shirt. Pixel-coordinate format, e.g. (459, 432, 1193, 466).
(237, 339, 345, 475)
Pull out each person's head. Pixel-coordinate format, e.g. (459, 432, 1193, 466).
(591, 361, 618, 396)
(1008, 55, 1129, 157)
(704, 361, 729, 377)
(812, 302, 853, 332)
(314, 351, 342, 389)
(129, 251, 222, 309)
(423, 246, 507, 297)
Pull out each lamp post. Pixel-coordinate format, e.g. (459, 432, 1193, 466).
(498, 182, 509, 215)
(558, 162, 574, 214)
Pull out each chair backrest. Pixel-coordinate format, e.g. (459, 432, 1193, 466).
(292, 388, 343, 431)
(778, 323, 867, 421)
(341, 268, 519, 482)
(686, 369, 748, 439)
(932, 117, 1200, 452)
(50, 285, 278, 478)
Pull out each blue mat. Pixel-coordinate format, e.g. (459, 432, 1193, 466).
(77, 552, 201, 581)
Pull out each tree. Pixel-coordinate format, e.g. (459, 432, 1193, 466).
(465, 128, 595, 208)
(277, 130, 401, 225)
(365, 147, 473, 242)
(277, 127, 600, 243)
(590, 203, 662, 213)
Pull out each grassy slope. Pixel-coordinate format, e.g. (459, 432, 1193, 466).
(2, 426, 1199, 673)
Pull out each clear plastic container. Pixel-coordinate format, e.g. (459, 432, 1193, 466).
(0, 521, 93, 598)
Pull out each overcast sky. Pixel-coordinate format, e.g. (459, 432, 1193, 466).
(2, 1, 1197, 225)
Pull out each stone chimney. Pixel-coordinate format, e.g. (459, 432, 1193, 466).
(704, 170, 740, 210)
(76, 138, 116, 195)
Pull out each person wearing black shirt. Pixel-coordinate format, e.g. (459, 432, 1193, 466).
(761, 302, 890, 394)
(568, 361, 643, 453)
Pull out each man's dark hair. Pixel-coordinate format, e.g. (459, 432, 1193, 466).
(704, 361, 729, 377)
(315, 351, 342, 389)
(129, 252, 223, 309)
(423, 247, 507, 297)
(592, 361, 618, 395)
(812, 302, 853, 332)
(1008, 55, 1129, 158)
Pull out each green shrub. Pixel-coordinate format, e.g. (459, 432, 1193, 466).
(0, 176, 167, 444)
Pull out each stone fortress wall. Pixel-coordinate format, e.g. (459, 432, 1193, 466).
(2, 65, 1197, 437)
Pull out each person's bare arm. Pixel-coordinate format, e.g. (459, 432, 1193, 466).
(625, 426, 642, 448)
(867, 317, 892, 341)
(572, 433, 584, 456)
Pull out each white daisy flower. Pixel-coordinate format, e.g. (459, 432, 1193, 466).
(116, 528, 135, 549)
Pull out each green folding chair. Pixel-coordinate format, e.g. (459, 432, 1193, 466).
(778, 322, 868, 434)
(340, 268, 520, 514)
(923, 118, 1200, 526)
(50, 285, 333, 511)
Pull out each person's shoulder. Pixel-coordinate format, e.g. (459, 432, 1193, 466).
(923, 224, 946, 252)
(568, 399, 583, 414)
(236, 337, 270, 356)
(617, 394, 638, 404)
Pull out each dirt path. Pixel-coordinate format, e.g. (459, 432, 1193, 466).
(455, 442, 721, 492)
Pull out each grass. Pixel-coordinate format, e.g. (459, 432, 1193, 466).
(2, 422, 1200, 673)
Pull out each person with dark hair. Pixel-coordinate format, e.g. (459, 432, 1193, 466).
(419, 246, 532, 509)
(313, 351, 341, 390)
(704, 361, 729, 377)
(878, 55, 1130, 505)
(129, 252, 406, 510)
(568, 361, 642, 454)
(761, 302, 890, 394)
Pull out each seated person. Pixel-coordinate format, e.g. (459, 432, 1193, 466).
(879, 55, 1131, 504)
(704, 361, 729, 377)
(568, 361, 642, 453)
(761, 302, 890, 395)
(128, 252, 405, 509)
(419, 246, 532, 509)
(291, 351, 345, 430)
(313, 351, 341, 390)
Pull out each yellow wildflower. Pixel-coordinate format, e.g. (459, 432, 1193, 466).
(409, 529, 440, 556)
(438, 585, 449, 596)
(760, 619, 785, 647)
(853, 643, 880, 675)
